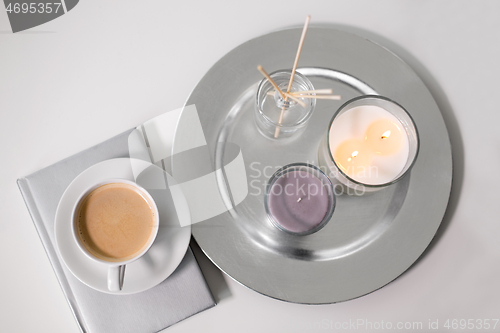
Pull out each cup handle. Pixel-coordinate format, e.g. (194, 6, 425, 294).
(108, 265, 126, 291)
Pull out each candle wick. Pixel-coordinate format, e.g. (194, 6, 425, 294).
(297, 197, 302, 202)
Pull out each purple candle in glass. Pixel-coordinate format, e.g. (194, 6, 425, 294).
(265, 164, 335, 235)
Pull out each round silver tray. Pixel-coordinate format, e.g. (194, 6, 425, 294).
(175, 27, 452, 304)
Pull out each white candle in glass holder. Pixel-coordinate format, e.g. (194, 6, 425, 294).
(328, 105, 410, 185)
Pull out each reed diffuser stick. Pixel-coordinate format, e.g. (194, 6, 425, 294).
(290, 94, 341, 100)
(267, 88, 334, 97)
(257, 65, 287, 100)
(294, 89, 333, 95)
(275, 15, 311, 138)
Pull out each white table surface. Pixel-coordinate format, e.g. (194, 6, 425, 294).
(1, 1, 499, 332)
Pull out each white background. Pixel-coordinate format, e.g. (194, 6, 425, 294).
(1, 1, 499, 332)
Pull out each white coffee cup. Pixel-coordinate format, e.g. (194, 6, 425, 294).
(71, 179, 159, 291)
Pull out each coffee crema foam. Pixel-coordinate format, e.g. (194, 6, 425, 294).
(76, 183, 156, 262)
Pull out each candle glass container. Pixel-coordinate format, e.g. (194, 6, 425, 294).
(264, 163, 335, 235)
(255, 70, 316, 140)
(318, 95, 419, 194)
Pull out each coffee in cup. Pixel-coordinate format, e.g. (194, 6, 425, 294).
(72, 179, 159, 291)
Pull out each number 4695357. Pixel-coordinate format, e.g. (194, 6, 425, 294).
(6, 2, 62, 14)
(444, 319, 499, 330)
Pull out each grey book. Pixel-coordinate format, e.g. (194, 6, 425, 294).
(17, 129, 216, 333)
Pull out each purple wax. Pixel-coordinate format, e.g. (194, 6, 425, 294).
(268, 170, 330, 234)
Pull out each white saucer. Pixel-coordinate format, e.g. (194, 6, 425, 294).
(55, 158, 192, 295)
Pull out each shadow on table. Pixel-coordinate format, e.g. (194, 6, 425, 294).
(190, 238, 232, 303)
(315, 23, 464, 274)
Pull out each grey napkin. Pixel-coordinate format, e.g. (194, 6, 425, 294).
(17, 129, 216, 333)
